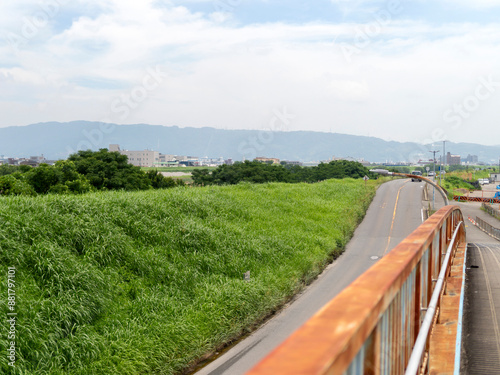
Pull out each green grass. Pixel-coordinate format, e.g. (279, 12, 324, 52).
(442, 176, 477, 193)
(445, 169, 490, 182)
(0, 179, 377, 374)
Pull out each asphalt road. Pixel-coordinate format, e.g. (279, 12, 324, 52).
(195, 179, 430, 375)
(457, 201, 500, 374)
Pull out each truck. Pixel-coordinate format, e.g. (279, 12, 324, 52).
(479, 178, 490, 185)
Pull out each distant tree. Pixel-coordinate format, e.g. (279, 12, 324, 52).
(25, 164, 63, 194)
(192, 169, 214, 185)
(0, 175, 36, 196)
(47, 184, 71, 194)
(19, 165, 33, 173)
(146, 170, 185, 189)
(192, 160, 371, 186)
(0, 165, 20, 176)
(68, 149, 152, 191)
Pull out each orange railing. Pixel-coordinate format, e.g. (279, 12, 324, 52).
(247, 206, 466, 375)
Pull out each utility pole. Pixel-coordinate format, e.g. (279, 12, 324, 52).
(439, 141, 449, 185)
(429, 150, 440, 210)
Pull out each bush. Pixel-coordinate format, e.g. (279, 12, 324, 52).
(68, 149, 152, 191)
(146, 170, 185, 189)
(25, 164, 63, 194)
(48, 184, 71, 194)
(0, 175, 36, 196)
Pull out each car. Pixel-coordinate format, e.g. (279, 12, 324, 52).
(410, 170, 422, 182)
(428, 171, 435, 177)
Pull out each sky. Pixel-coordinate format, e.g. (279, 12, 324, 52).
(1, 0, 500, 146)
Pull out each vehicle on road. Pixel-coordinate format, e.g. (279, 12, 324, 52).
(410, 170, 422, 182)
(428, 171, 435, 177)
(479, 178, 490, 185)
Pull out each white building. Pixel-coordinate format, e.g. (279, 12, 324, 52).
(109, 144, 159, 167)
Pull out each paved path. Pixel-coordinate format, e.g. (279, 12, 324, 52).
(195, 179, 427, 375)
(463, 243, 500, 374)
(457, 202, 500, 374)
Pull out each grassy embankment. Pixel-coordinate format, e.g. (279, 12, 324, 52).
(442, 176, 477, 194)
(0, 179, 377, 374)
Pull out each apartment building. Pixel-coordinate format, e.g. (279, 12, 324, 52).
(109, 144, 159, 167)
(446, 152, 461, 166)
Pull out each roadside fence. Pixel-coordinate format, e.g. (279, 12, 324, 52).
(481, 203, 500, 221)
(475, 216, 500, 241)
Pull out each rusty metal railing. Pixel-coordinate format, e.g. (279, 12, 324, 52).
(246, 206, 466, 375)
(453, 195, 500, 204)
(404, 220, 464, 375)
(475, 216, 500, 241)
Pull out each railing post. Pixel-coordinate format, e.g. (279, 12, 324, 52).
(415, 260, 422, 339)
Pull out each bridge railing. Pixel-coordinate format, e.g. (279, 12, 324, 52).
(247, 205, 466, 375)
(475, 216, 500, 241)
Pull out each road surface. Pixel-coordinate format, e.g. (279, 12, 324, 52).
(458, 201, 500, 374)
(195, 179, 430, 375)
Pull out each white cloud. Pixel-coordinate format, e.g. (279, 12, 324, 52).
(1, 1, 500, 148)
(441, 0, 500, 8)
(0, 67, 46, 85)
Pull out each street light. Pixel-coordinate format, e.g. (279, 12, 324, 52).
(429, 150, 440, 210)
(370, 169, 449, 206)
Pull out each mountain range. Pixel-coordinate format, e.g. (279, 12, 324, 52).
(1, 121, 499, 164)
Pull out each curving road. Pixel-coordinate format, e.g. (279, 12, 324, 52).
(195, 179, 432, 375)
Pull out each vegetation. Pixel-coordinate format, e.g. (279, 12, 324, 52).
(445, 168, 490, 182)
(142, 166, 216, 173)
(0, 179, 377, 374)
(442, 176, 477, 192)
(192, 160, 372, 185)
(0, 150, 184, 196)
(441, 167, 494, 193)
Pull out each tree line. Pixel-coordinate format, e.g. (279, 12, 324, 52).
(0, 149, 184, 196)
(1, 152, 374, 196)
(192, 160, 372, 185)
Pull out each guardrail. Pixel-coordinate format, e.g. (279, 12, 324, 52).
(247, 206, 466, 375)
(453, 195, 500, 204)
(481, 203, 500, 221)
(475, 216, 500, 241)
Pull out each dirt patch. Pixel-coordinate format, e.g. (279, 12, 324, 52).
(160, 172, 192, 177)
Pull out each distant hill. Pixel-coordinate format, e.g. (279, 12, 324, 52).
(1, 121, 499, 163)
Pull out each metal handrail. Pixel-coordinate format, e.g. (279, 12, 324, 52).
(475, 216, 500, 240)
(404, 221, 464, 375)
(246, 206, 466, 375)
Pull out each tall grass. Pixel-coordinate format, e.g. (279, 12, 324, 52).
(0, 179, 376, 374)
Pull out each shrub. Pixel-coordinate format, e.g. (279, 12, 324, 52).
(0, 174, 36, 196)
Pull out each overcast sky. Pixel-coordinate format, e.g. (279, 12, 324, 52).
(1, 0, 500, 146)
